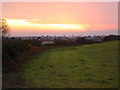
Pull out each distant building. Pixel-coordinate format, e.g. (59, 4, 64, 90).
(41, 39, 55, 45)
(85, 35, 104, 42)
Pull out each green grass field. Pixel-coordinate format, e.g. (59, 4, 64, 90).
(22, 41, 119, 88)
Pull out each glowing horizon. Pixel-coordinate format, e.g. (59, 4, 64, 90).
(2, 2, 118, 36)
(6, 19, 85, 31)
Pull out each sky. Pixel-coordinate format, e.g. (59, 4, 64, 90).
(2, 2, 118, 36)
(1, 0, 119, 2)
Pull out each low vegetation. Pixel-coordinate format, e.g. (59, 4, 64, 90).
(21, 41, 118, 88)
(2, 39, 42, 73)
(2, 37, 119, 88)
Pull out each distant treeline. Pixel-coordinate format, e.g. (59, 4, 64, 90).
(2, 35, 120, 73)
(76, 35, 120, 45)
(103, 35, 120, 42)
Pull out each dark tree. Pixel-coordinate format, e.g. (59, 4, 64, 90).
(76, 37, 85, 45)
(103, 35, 120, 42)
(0, 18, 10, 38)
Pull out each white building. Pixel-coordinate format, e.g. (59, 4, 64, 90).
(41, 39, 55, 45)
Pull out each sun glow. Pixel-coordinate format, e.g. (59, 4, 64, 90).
(6, 19, 86, 31)
(6, 19, 116, 33)
(7, 19, 29, 25)
(48, 24, 83, 29)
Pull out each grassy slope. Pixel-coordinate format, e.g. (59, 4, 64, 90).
(23, 41, 119, 88)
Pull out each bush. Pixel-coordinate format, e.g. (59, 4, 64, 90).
(103, 35, 120, 42)
(2, 39, 43, 73)
(2, 39, 27, 59)
(55, 39, 76, 45)
(24, 40, 41, 47)
(76, 37, 95, 45)
(26, 44, 32, 50)
(2, 39, 27, 73)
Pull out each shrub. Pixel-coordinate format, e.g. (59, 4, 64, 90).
(55, 39, 76, 45)
(26, 44, 32, 50)
(2, 39, 27, 73)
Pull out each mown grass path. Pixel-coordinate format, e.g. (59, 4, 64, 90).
(23, 41, 119, 88)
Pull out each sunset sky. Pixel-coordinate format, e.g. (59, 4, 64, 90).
(2, 2, 118, 36)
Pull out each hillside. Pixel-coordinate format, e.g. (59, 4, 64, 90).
(22, 41, 119, 88)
